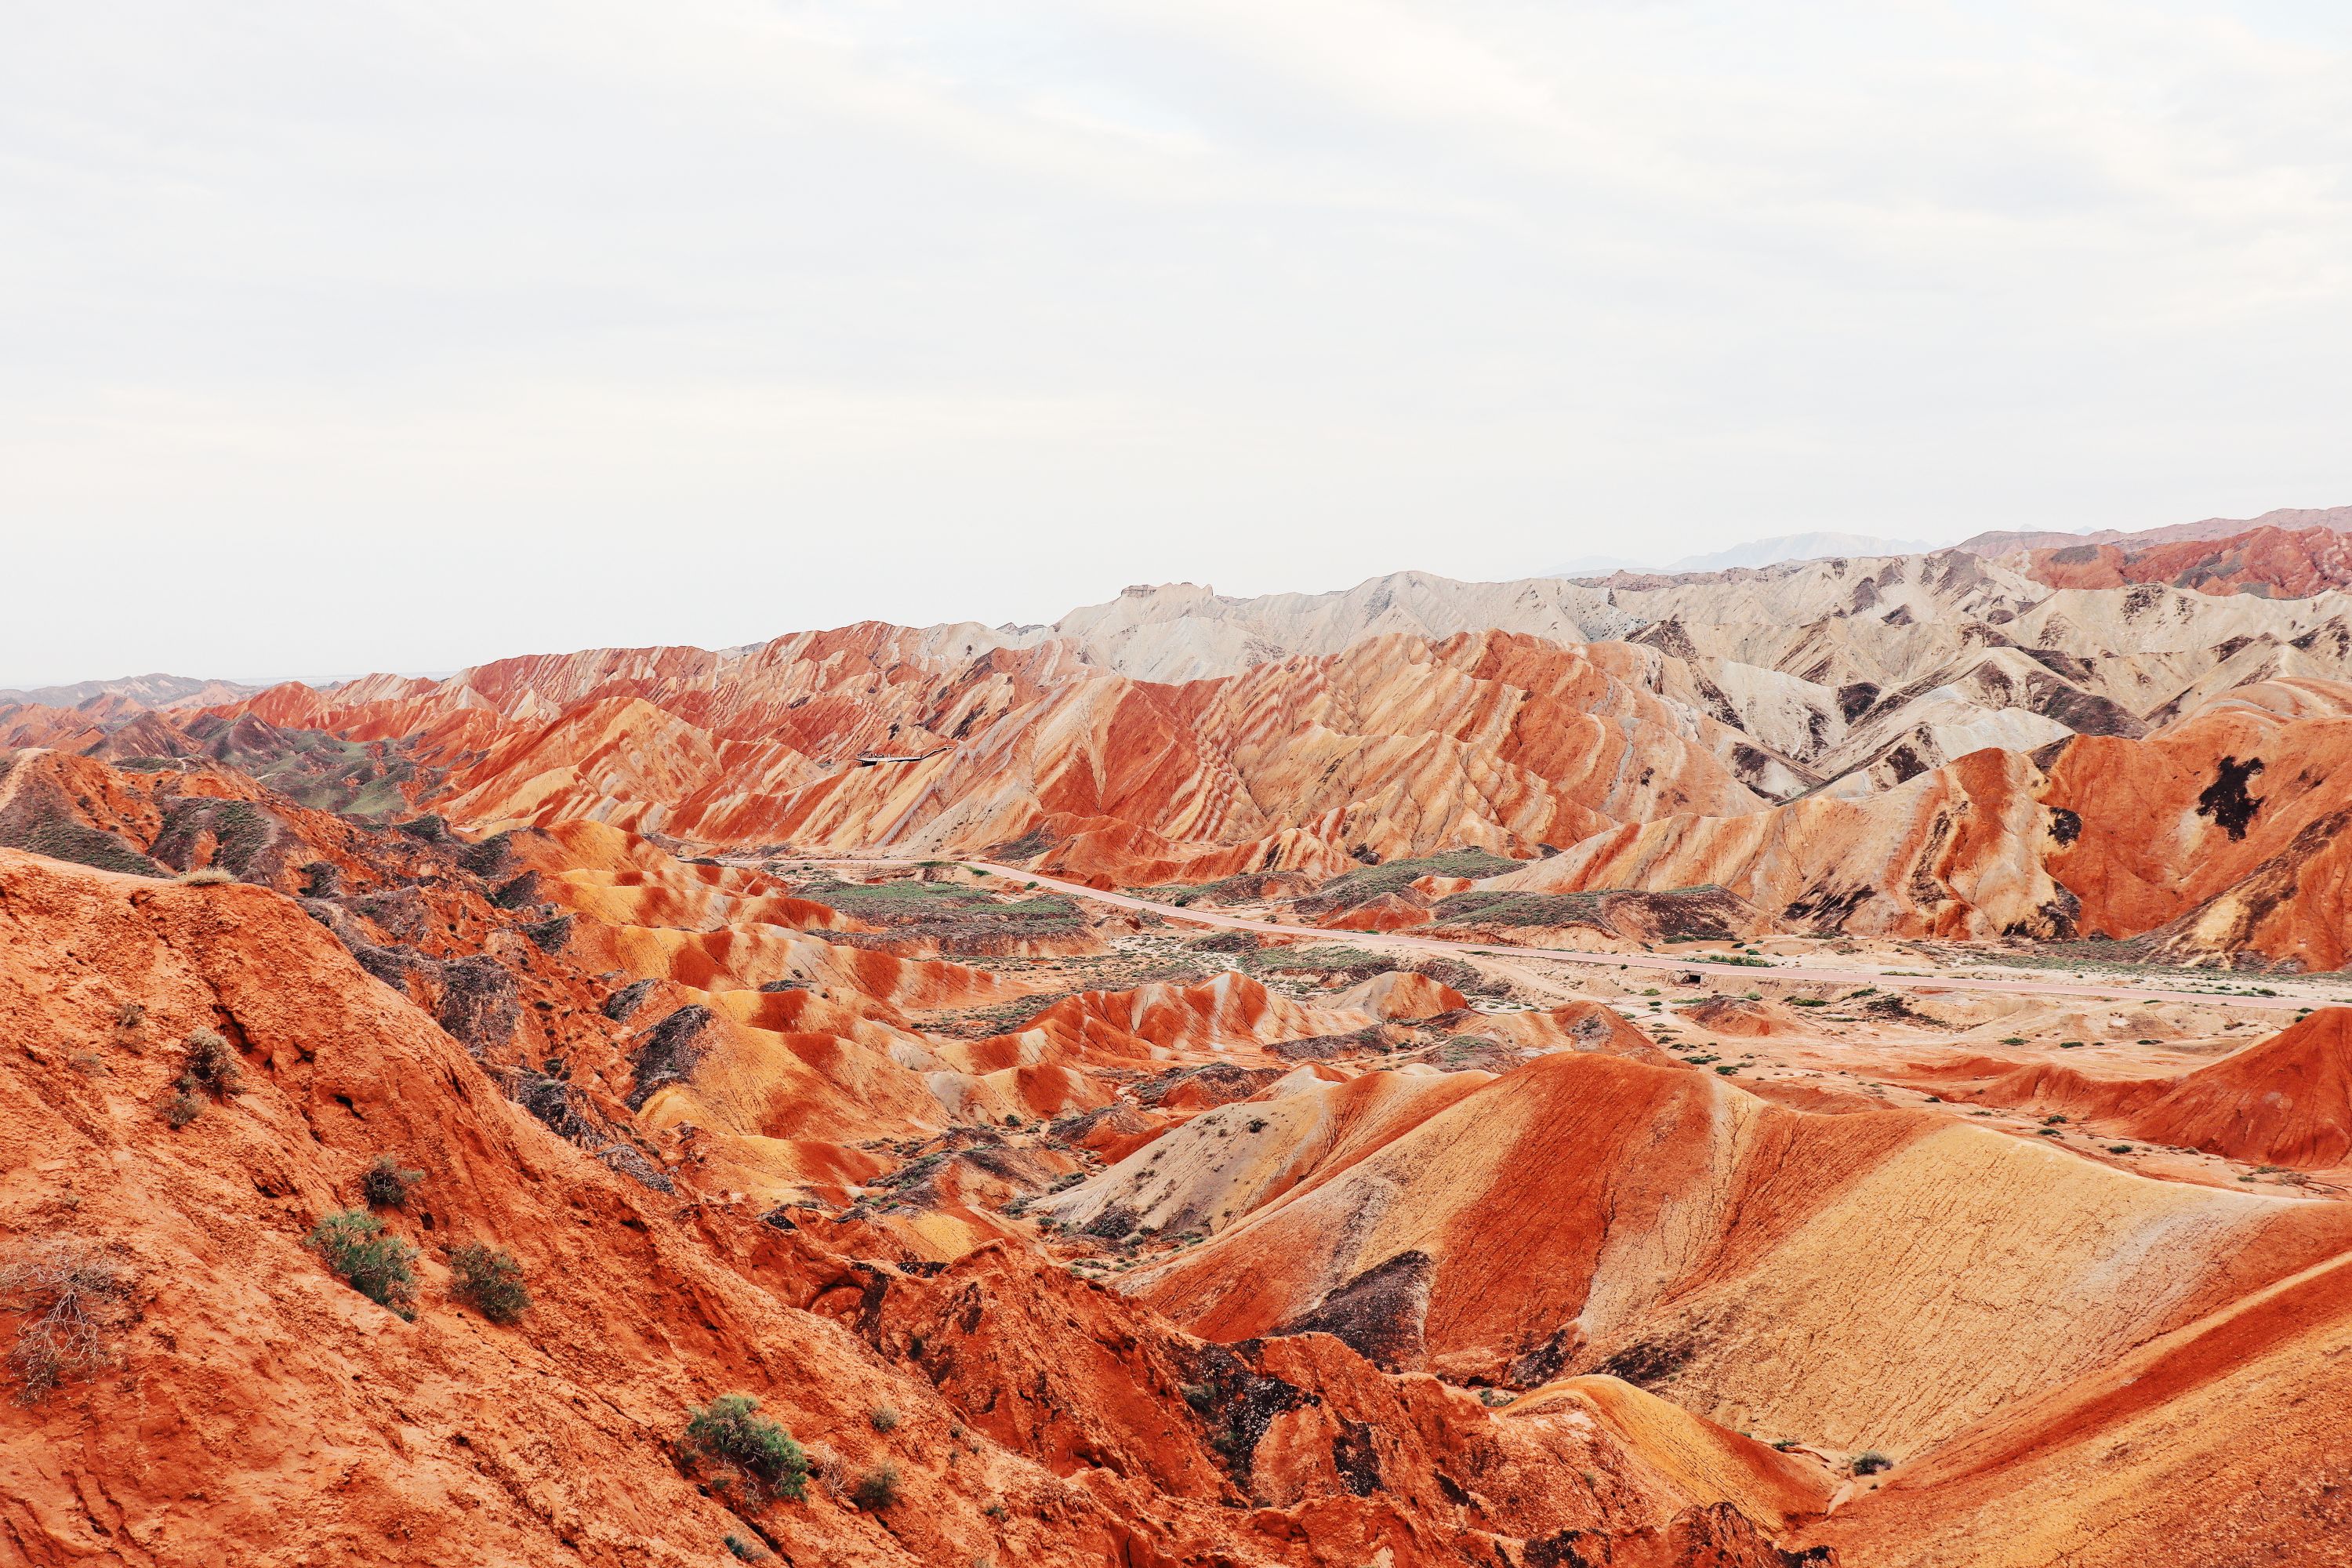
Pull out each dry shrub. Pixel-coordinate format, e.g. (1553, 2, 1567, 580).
(177, 1029, 244, 1098)
(360, 1155, 423, 1210)
(848, 1460, 902, 1512)
(174, 866, 236, 886)
(0, 1237, 136, 1404)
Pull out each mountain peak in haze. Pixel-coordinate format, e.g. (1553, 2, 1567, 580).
(1546, 531, 1935, 578)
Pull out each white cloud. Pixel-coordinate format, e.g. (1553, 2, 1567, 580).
(2, 0, 2348, 684)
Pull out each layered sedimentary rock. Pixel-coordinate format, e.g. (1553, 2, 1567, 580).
(2, 846, 1859, 1567)
(1484, 679, 2352, 968)
(195, 630, 1768, 882)
(2027, 524, 2352, 601)
(1911, 1007, 2352, 1171)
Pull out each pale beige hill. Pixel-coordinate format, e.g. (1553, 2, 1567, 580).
(1606, 550, 2044, 636)
(1039, 1066, 1491, 1242)
(1494, 747, 2074, 940)
(2009, 581, 2352, 660)
(1044, 574, 1640, 683)
(2139, 624, 2352, 724)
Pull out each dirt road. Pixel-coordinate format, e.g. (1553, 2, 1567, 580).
(822, 857, 2320, 1014)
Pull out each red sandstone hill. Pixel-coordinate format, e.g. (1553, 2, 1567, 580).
(2131, 1008, 2352, 1167)
(2027, 524, 2352, 600)
(191, 626, 1771, 884)
(1487, 683, 2352, 968)
(1914, 1008, 2352, 1171)
(0, 844, 1853, 1568)
(1956, 503, 2352, 558)
(7, 735, 2352, 1563)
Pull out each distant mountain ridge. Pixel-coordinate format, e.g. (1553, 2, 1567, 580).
(1955, 504, 2352, 558)
(0, 672, 262, 710)
(1544, 531, 1933, 578)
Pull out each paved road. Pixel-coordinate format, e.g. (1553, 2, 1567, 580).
(820, 855, 2318, 1014)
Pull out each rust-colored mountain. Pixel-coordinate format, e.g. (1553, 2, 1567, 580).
(14, 524, 2352, 1566)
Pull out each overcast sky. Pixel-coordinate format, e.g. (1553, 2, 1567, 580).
(5, 1, 2350, 688)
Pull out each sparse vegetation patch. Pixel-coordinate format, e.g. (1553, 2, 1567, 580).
(448, 1242, 531, 1323)
(678, 1392, 809, 1503)
(361, 1155, 423, 1210)
(307, 1209, 419, 1320)
(0, 1237, 136, 1404)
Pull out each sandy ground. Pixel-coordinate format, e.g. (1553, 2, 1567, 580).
(808, 856, 2346, 1200)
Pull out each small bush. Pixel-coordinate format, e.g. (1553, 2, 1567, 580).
(307, 1209, 419, 1319)
(114, 1002, 147, 1029)
(161, 1091, 203, 1129)
(176, 1029, 244, 1100)
(449, 1243, 531, 1323)
(679, 1393, 809, 1503)
(175, 866, 236, 886)
(724, 1535, 771, 1562)
(1853, 1450, 1893, 1476)
(868, 1403, 901, 1433)
(849, 1460, 902, 1512)
(1, 1237, 136, 1404)
(360, 1156, 424, 1210)
(2107, 1144, 2134, 1155)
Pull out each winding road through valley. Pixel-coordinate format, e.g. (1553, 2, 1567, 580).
(818, 856, 2323, 1014)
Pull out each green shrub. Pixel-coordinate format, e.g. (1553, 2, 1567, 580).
(724, 1534, 771, 1562)
(161, 1091, 203, 1129)
(448, 1243, 530, 1323)
(867, 1403, 900, 1433)
(361, 1156, 424, 1210)
(679, 1393, 808, 1503)
(307, 1209, 419, 1320)
(1853, 1450, 1893, 1476)
(849, 1460, 902, 1512)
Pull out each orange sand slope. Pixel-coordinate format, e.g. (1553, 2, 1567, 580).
(0, 844, 1869, 1568)
(1109, 1051, 2352, 1457)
